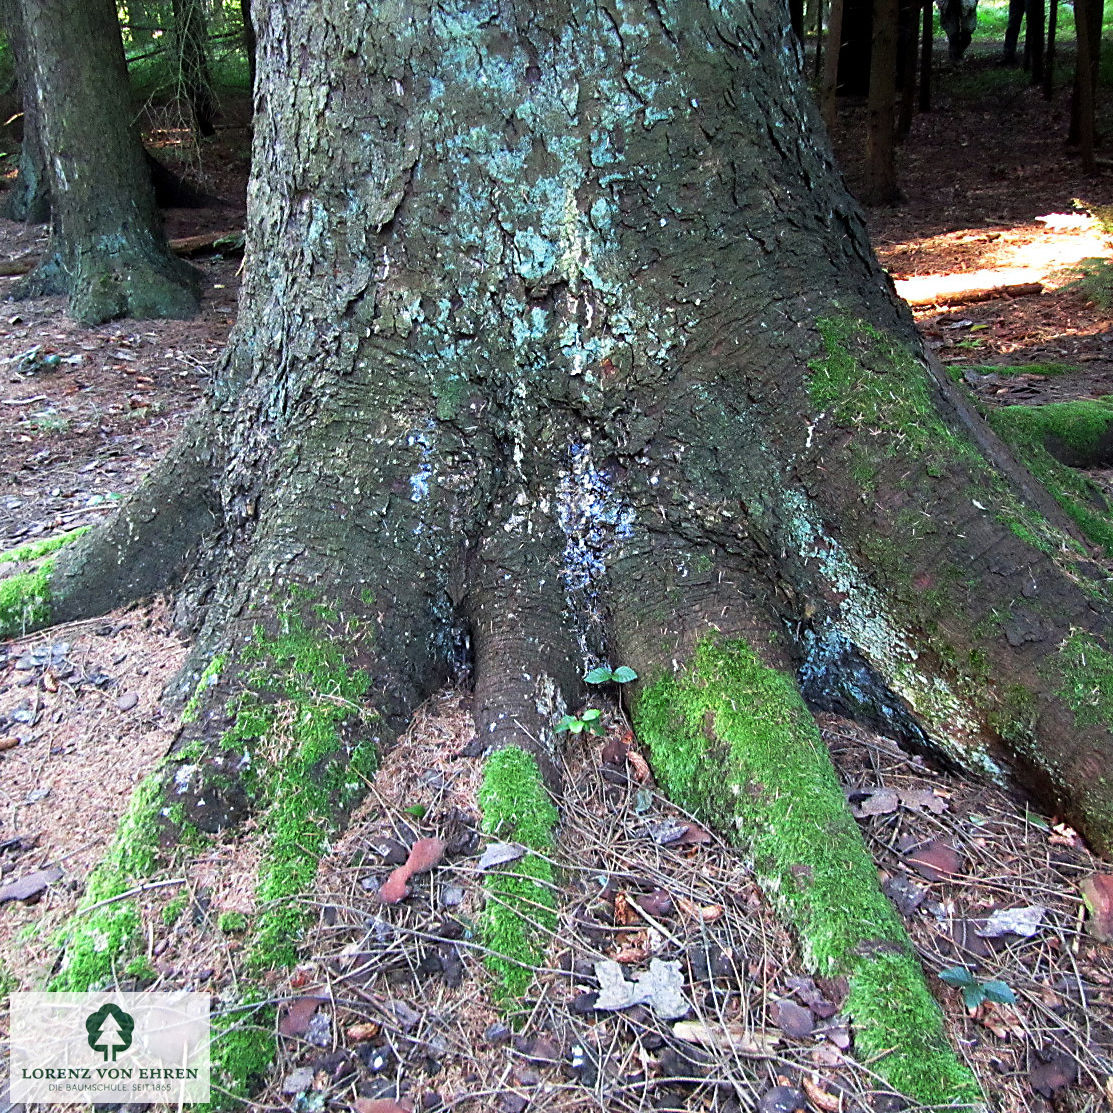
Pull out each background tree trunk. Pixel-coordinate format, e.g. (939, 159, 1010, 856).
(0, 0, 50, 222)
(865, 0, 900, 200)
(14, 0, 199, 324)
(171, 0, 216, 137)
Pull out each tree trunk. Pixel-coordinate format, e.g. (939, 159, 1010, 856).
(1025, 0, 1045, 83)
(16, 0, 1113, 1097)
(919, 0, 933, 110)
(837, 0, 874, 94)
(13, 0, 199, 324)
(0, 0, 50, 223)
(865, 0, 901, 199)
(822, 0, 846, 127)
(896, 0, 920, 138)
(1043, 0, 1057, 99)
(1070, 0, 1101, 165)
(240, 0, 255, 90)
(171, 0, 216, 137)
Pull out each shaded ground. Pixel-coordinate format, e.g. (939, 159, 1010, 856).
(1, 48, 1113, 1113)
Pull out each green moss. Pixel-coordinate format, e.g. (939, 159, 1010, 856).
(634, 639, 981, 1106)
(0, 526, 89, 565)
(0, 961, 18, 998)
(217, 607, 378, 971)
(218, 911, 248, 934)
(808, 317, 978, 475)
(123, 955, 157, 982)
(182, 654, 226, 723)
(1066, 257, 1113, 310)
(51, 772, 164, 991)
(1057, 630, 1113, 730)
(162, 893, 189, 926)
(0, 559, 54, 638)
(477, 746, 559, 1001)
(989, 401, 1113, 555)
(210, 994, 276, 1112)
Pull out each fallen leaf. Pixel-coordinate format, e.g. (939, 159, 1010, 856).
(848, 787, 899, 817)
(279, 996, 327, 1038)
(674, 821, 711, 845)
(613, 891, 636, 927)
(905, 839, 963, 881)
(672, 1020, 780, 1056)
(353, 1100, 412, 1113)
(801, 1074, 842, 1112)
(601, 737, 627, 765)
(594, 957, 689, 1019)
(626, 750, 651, 782)
(976, 905, 1047, 938)
(898, 787, 947, 814)
(773, 998, 814, 1039)
(1028, 1051, 1078, 1097)
(1080, 874, 1113, 942)
(346, 1022, 380, 1041)
(378, 837, 445, 903)
(612, 944, 649, 963)
(0, 865, 61, 903)
(634, 888, 674, 919)
(476, 842, 527, 871)
(0, 737, 18, 752)
(784, 976, 837, 1019)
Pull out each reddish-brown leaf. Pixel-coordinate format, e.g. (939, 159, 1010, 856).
(601, 737, 628, 765)
(278, 996, 326, 1038)
(1028, 1052, 1077, 1097)
(772, 998, 814, 1039)
(1081, 874, 1113, 942)
(378, 837, 445, 904)
(905, 839, 963, 881)
(352, 1099, 412, 1113)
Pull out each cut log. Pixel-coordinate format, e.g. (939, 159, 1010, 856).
(895, 275, 1043, 307)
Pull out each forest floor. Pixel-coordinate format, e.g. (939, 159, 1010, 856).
(1, 45, 1113, 1113)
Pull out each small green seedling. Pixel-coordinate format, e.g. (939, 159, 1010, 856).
(938, 966, 1016, 1010)
(403, 804, 427, 819)
(584, 665, 638, 685)
(555, 709, 605, 735)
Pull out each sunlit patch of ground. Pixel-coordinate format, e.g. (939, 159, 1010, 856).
(884, 211, 1113, 306)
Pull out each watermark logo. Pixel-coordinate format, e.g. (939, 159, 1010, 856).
(10, 992, 209, 1104)
(85, 1002, 134, 1061)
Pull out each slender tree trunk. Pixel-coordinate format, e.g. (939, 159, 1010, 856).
(897, 0, 920, 138)
(919, 0, 933, 110)
(822, 0, 845, 127)
(171, 0, 216, 137)
(1071, 0, 1100, 167)
(814, 0, 825, 79)
(837, 0, 873, 94)
(865, 0, 901, 199)
(240, 0, 255, 91)
(0, 0, 49, 222)
(1026, 0, 1045, 82)
(1043, 0, 1057, 98)
(13, 0, 199, 323)
(790, 0, 806, 40)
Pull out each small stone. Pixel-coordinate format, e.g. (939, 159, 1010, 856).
(281, 1066, 314, 1095)
(305, 1011, 331, 1047)
(758, 1086, 807, 1113)
(484, 1022, 511, 1045)
(440, 885, 465, 908)
(116, 691, 139, 711)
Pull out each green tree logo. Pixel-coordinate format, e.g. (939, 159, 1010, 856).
(85, 1003, 134, 1062)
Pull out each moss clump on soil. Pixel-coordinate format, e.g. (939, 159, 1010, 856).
(162, 893, 189, 926)
(988, 401, 1113, 555)
(0, 526, 89, 565)
(51, 772, 164, 991)
(634, 638, 982, 1106)
(1057, 629, 1113, 730)
(808, 316, 978, 474)
(182, 654, 225, 723)
(970, 362, 1075, 378)
(477, 745, 559, 1001)
(218, 911, 248, 933)
(210, 994, 277, 1112)
(1067, 257, 1113, 310)
(0, 560, 54, 638)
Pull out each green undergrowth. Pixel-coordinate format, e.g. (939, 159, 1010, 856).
(0, 527, 89, 638)
(1067, 258, 1113, 311)
(989, 400, 1113, 555)
(969, 362, 1076, 378)
(635, 638, 982, 1106)
(210, 991, 277, 1111)
(51, 773, 165, 991)
(477, 746, 559, 1003)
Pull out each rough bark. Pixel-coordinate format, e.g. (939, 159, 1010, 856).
(13, 0, 199, 324)
(0, 0, 49, 223)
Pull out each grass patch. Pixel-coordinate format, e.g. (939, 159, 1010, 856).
(1066, 258, 1113, 311)
(1057, 629, 1113, 730)
(970, 362, 1076, 377)
(477, 746, 559, 1002)
(635, 638, 981, 1106)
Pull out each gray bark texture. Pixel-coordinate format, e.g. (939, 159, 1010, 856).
(14, 0, 199, 323)
(43, 0, 1113, 854)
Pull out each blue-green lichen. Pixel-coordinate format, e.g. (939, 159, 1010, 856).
(634, 638, 982, 1106)
(477, 745, 559, 1002)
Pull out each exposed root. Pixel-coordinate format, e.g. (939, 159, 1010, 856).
(633, 636, 983, 1106)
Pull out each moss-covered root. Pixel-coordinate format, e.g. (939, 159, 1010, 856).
(477, 746, 559, 1002)
(51, 772, 165, 991)
(0, 527, 89, 638)
(634, 639, 983, 1107)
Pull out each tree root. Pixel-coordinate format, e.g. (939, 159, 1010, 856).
(633, 637, 983, 1107)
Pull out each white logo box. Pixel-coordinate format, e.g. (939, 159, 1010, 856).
(10, 992, 210, 1104)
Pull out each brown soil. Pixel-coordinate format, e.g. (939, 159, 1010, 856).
(1, 56, 1112, 1113)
